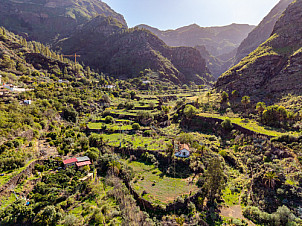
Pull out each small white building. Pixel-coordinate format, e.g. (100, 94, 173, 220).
(24, 100, 32, 105)
(104, 85, 115, 89)
(175, 144, 190, 158)
(3, 84, 13, 90)
(142, 80, 151, 84)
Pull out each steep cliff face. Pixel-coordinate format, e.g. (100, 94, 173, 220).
(0, 0, 127, 43)
(58, 16, 212, 84)
(215, 0, 302, 98)
(137, 23, 254, 78)
(234, 0, 293, 64)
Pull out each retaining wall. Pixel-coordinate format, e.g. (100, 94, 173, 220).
(0, 160, 45, 197)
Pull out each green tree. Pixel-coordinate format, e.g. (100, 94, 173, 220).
(273, 205, 297, 226)
(89, 134, 105, 150)
(241, 96, 250, 111)
(183, 105, 197, 119)
(62, 106, 78, 123)
(256, 102, 266, 122)
(203, 158, 226, 203)
(277, 106, 288, 125)
(221, 118, 233, 131)
(34, 205, 62, 226)
(231, 90, 239, 99)
(130, 90, 136, 100)
(262, 105, 286, 127)
(263, 171, 279, 189)
(221, 91, 229, 103)
(132, 123, 140, 130)
(104, 116, 114, 124)
(206, 92, 211, 103)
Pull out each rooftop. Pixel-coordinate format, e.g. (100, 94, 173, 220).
(76, 156, 90, 162)
(63, 158, 78, 165)
(76, 160, 92, 167)
(180, 144, 190, 152)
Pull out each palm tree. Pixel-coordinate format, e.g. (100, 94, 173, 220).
(241, 96, 251, 111)
(108, 160, 121, 176)
(206, 92, 211, 103)
(256, 102, 266, 122)
(263, 171, 279, 189)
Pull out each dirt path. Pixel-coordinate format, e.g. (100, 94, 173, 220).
(220, 172, 255, 226)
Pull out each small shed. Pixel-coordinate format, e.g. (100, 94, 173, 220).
(175, 144, 190, 158)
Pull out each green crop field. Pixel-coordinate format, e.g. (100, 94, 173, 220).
(124, 160, 199, 205)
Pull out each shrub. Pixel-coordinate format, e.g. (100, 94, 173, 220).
(105, 116, 114, 124)
(221, 118, 233, 131)
(132, 123, 140, 130)
(143, 130, 152, 137)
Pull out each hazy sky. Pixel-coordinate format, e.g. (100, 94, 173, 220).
(102, 0, 280, 30)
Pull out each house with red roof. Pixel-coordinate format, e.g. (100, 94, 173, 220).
(63, 156, 92, 169)
(63, 158, 78, 167)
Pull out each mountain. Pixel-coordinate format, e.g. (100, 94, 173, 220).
(195, 45, 236, 79)
(0, 0, 127, 43)
(215, 0, 302, 99)
(137, 23, 255, 78)
(57, 16, 213, 85)
(234, 0, 293, 64)
(0, 0, 212, 85)
(137, 23, 255, 57)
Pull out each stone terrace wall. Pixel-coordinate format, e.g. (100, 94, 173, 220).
(182, 115, 273, 139)
(0, 160, 45, 197)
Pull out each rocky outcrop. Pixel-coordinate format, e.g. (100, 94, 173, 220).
(234, 0, 293, 64)
(58, 16, 213, 85)
(0, 0, 127, 43)
(216, 0, 302, 99)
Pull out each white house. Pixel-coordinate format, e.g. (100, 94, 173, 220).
(24, 100, 32, 105)
(142, 80, 151, 84)
(104, 85, 115, 89)
(175, 144, 190, 158)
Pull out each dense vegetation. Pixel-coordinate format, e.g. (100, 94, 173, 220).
(0, 1, 302, 224)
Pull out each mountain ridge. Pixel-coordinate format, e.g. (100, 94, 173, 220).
(234, 0, 293, 64)
(215, 0, 302, 99)
(57, 16, 213, 85)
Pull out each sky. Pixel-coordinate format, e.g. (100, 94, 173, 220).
(102, 0, 280, 30)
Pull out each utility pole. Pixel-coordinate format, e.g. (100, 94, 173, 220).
(62, 53, 81, 64)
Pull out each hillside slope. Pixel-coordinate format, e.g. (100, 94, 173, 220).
(234, 0, 293, 64)
(215, 0, 302, 98)
(58, 16, 213, 85)
(0, 0, 127, 43)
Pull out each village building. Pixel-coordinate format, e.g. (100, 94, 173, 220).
(63, 156, 92, 169)
(24, 100, 32, 105)
(175, 143, 190, 158)
(63, 158, 78, 168)
(104, 85, 115, 89)
(142, 80, 151, 84)
(76, 160, 92, 168)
